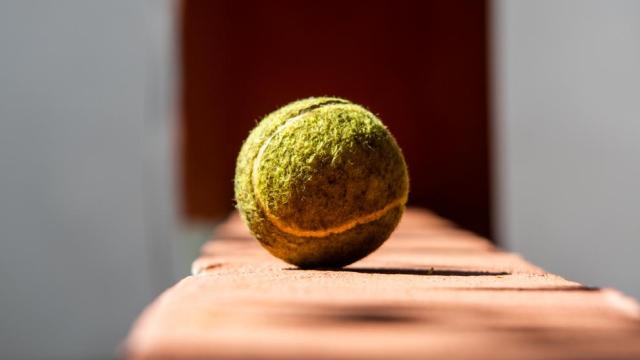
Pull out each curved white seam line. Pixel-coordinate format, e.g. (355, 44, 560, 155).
(266, 195, 406, 238)
(252, 112, 407, 238)
(252, 112, 306, 199)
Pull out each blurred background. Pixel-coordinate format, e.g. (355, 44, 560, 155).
(0, 0, 638, 358)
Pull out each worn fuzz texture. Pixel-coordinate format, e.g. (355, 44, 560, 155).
(234, 97, 409, 268)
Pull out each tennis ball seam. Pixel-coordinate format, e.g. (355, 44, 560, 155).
(259, 195, 407, 238)
(251, 103, 408, 238)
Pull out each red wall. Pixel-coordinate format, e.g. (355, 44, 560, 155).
(181, 0, 492, 238)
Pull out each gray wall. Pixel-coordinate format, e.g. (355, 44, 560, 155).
(493, 0, 640, 298)
(0, 1, 179, 359)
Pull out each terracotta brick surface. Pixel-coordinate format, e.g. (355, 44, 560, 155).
(126, 208, 640, 360)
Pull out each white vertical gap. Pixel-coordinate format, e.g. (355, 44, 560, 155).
(489, 0, 513, 249)
(142, 0, 182, 290)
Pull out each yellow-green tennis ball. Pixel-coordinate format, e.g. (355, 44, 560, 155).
(234, 97, 409, 268)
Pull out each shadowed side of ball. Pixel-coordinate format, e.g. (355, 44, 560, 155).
(234, 97, 409, 268)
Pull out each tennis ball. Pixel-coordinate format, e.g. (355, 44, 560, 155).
(234, 97, 409, 268)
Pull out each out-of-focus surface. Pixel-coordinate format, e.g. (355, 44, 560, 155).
(180, 0, 492, 238)
(127, 208, 640, 360)
(0, 1, 179, 359)
(493, 0, 640, 298)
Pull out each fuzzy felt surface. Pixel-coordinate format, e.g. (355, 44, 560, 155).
(234, 97, 409, 268)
